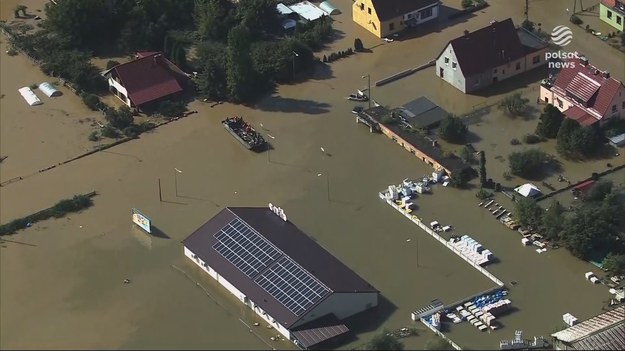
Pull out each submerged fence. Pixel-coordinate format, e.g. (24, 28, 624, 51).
(380, 193, 505, 287)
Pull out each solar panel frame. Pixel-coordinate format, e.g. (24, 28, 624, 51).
(255, 256, 330, 316)
(213, 218, 282, 278)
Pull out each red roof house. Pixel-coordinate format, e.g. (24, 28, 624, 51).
(104, 52, 189, 108)
(539, 56, 625, 126)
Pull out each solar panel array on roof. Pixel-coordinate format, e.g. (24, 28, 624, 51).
(213, 218, 283, 278)
(256, 256, 330, 316)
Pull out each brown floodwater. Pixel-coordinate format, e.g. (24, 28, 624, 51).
(1, 0, 623, 350)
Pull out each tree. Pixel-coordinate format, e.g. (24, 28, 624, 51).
(521, 19, 535, 32)
(424, 337, 453, 350)
(194, 41, 228, 101)
(236, 0, 281, 38)
(508, 149, 550, 178)
(557, 119, 600, 155)
(603, 253, 625, 276)
(498, 93, 529, 116)
(194, 0, 235, 42)
(541, 200, 565, 241)
(365, 331, 404, 351)
(450, 168, 472, 188)
(82, 94, 102, 111)
(460, 146, 476, 164)
(104, 106, 134, 130)
(479, 151, 487, 186)
(536, 104, 564, 138)
(560, 205, 617, 259)
(584, 180, 613, 202)
(44, 0, 115, 51)
(514, 197, 543, 229)
(225, 24, 257, 102)
(438, 115, 468, 143)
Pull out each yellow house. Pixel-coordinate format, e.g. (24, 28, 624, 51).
(353, 0, 440, 38)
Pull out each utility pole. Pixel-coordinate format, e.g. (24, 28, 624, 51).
(158, 178, 162, 202)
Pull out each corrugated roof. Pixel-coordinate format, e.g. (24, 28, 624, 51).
(608, 133, 625, 146)
(291, 314, 349, 348)
(552, 306, 625, 343)
(182, 207, 378, 328)
(572, 323, 625, 350)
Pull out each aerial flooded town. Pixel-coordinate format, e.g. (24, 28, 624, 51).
(1, 0, 625, 350)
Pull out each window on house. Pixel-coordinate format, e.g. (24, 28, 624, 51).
(557, 98, 563, 108)
(493, 68, 498, 74)
(444, 57, 449, 64)
(516, 62, 521, 70)
(360, 3, 364, 10)
(613, 104, 618, 113)
(452, 62, 457, 69)
(502, 69, 505, 74)
(420, 6, 433, 18)
(368, 7, 371, 14)
(390, 23, 395, 31)
(532, 55, 540, 64)
(618, 16, 622, 25)
(607, 10, 613, 19)
(622, 101, 625, 109)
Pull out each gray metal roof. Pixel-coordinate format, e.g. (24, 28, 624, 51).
(608, 133, 625, 146)
(572, 323, 625, 350)
(552, 306, 625, 345)
(399, 97, 448, 129)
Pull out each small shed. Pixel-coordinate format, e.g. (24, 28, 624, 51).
(38, 82, 62, 97)
(18, 87, 43, 106)
(319, 1, 340, 15)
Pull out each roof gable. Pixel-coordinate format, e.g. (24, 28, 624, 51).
(109, 52, 184, 106)
(370, 0, 439, 21)
(446, 19, 528, 76)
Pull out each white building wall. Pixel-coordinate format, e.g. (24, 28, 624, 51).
(183, 246, 291, 339)
(291, 292, 378, 329)
(108, 77, 132, 107)
(436, 44, 466, 93)
(403, 4, 439, 24)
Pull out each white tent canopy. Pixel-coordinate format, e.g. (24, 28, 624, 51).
(289, 1, 326, 21)
(38, 82, 62, 97)
(18, 87, 43, 106)
(319, 1, 340, 15)
(514, 183, 541, 198)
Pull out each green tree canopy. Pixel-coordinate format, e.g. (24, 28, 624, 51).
(508, 149, 550, 178)
(603, 253, 625, 276)
(438, 115, 468, 143)
(536, 104, 564, 138)
(514, 197, 543, 229)
(479, 150, 487, 186)
(560, 205, 618, 259)
(541, 200, 565, 240)
(194, 41, 228, 101)
(584, 180, 613, 202)
(225, 24, 257, 102)
(236, 0, 281, 38)
(44, 0, 115, 51)
(557, 118, 600, 156)
(194, 0, 235, 42)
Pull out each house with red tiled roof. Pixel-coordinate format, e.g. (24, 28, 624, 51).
(539, 56, 625, 126)
(103, 52, 189, 109)
(435, 19, 548, 93)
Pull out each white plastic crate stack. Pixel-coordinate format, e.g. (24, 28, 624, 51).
(452, 235, 493, 266)
(563, 313, 577, 327)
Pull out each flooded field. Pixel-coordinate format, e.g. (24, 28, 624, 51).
(1, 0, 624, 350)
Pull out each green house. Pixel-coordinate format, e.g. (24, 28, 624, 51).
(600, 0, 625, 31)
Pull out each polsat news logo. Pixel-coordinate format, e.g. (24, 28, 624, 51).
(547, 25, 578, 69)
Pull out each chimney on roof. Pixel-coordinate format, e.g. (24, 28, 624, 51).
(593, 69, 599, 75)
(602, 71, 610, 78)
(579, 55, 589, 66)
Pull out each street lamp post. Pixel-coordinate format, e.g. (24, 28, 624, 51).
(292, 51, 299, 80)
(362, 74, 371, 109)
(174, 168, 182, 196)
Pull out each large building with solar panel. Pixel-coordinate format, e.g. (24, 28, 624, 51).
(182, 206, 379, 349)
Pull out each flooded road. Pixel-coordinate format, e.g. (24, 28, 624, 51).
(1, 0, 623, 349)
